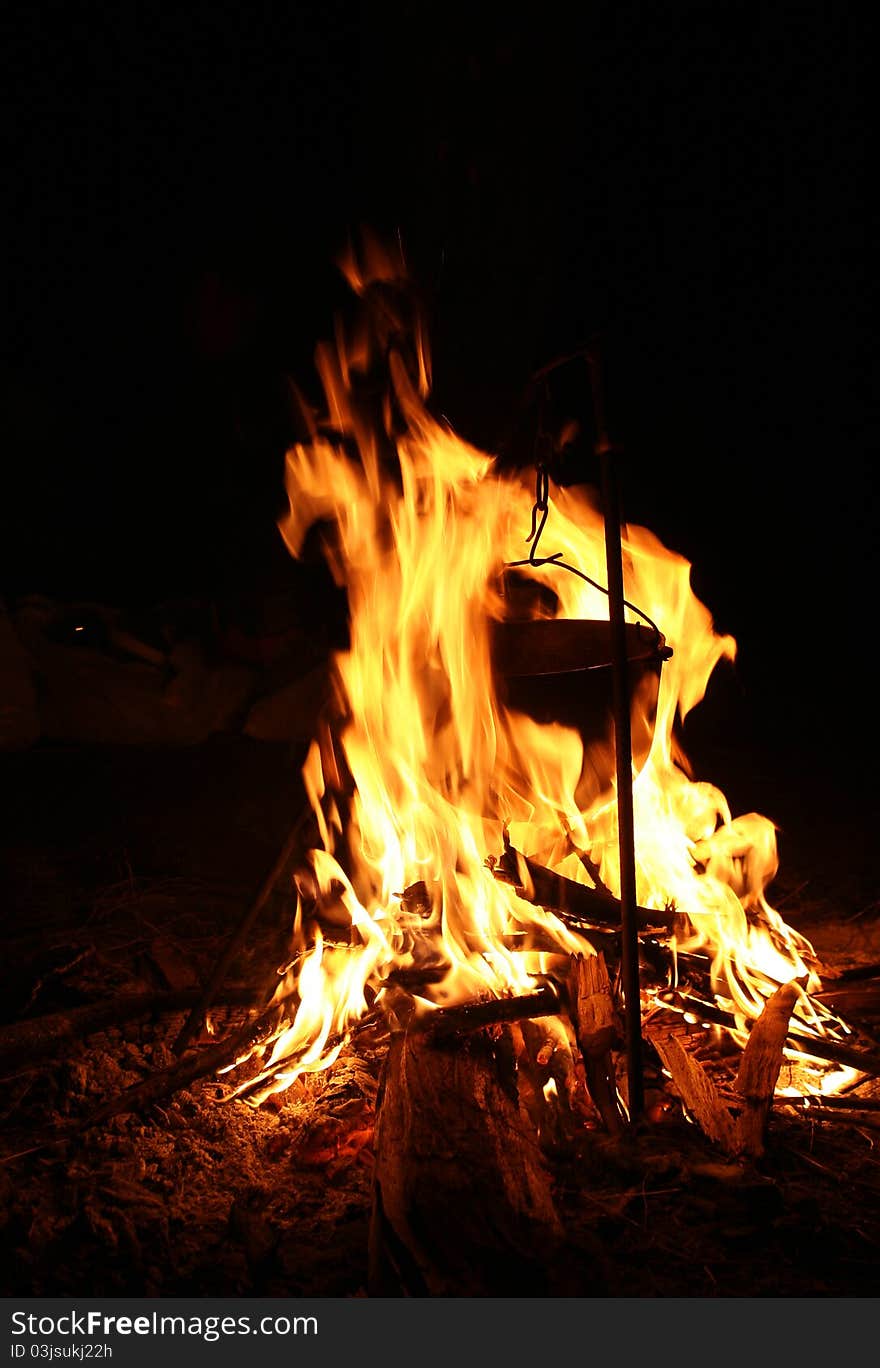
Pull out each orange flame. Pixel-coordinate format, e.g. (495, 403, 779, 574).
(236, 241, 845, 1102)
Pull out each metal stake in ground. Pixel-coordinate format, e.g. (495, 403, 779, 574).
(586, 342, 645, 1122)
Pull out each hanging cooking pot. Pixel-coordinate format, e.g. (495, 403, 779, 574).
(490, 617, 671, 767)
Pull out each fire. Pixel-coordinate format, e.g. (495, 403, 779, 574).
(234, 238, 846, 1103)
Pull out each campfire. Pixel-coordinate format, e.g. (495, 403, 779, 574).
(92, 235, 860, 1291)
(5, 237, 878, 1299)
(211, 238, 857, 1089)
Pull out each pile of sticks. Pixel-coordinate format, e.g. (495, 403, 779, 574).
(6, 818, 880, 1295)
(6, 827, 878, 1152)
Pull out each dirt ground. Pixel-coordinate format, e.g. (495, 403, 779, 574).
(1, 733, 878, 1298)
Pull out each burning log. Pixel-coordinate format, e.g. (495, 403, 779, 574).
(369, 1024, 569, 1295)
(648, 982, 801, 1156)
(496, 844, 677, 932)
(498, 846, 820, 971)
(401, 964, 633, 1130)
(414, 981, 601, 1147)
(421, 982, 562, 1040)
(567, 953, 626, 1134)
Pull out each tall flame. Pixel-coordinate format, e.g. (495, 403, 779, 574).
(237, 241, 838, 1101)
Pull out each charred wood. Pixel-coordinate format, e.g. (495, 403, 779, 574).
(496, 844, 677, 931)
(813, 982, 880, 1016)
(775, 1093, 880, 1113)
(498, 845, 820, 969)
(421, 983, 562, 1040)
(567, 953, 626, 1134)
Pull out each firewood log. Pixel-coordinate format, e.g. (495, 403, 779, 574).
(648, 981, 802, 1157)
(369, 1025, 568, 1295)
(568, 953, 626, 1135)
(733, 981, 800, 1155)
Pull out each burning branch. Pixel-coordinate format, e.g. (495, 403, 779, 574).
(652, 990, 880, 1078)
(648, 982, 801, 1156)
(496, 842, 820, 971)
(421, 982, 563, 1040)
(567, 952, 626, 1134)
(495, 842, 679, 930)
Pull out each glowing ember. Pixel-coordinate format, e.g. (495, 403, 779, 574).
(232, 238, 849, 1103)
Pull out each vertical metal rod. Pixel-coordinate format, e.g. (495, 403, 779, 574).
(587, 348, 645, 1122)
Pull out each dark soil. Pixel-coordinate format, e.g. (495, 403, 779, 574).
(1, 733, 878, 1298)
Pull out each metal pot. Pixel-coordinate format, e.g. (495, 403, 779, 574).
(490, 617, 671, 765)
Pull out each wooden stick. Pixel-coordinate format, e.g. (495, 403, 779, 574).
(775, 1094, 880, 1113)
(423, 984, 562, 1041)
(813, 983, 880, 1012)
(561, 820, 615, 900)
(0, 987, 256, 1071)
(497, 844, 675, 930)
(1, 989, 300, 1162)
(733, 981, 800, 1155)
(78, 1023, 277, 1130)
(568, 953, 625, 1134)
(655, 991, 880, 1077)
(499, 845, 820, 968)
(172, 809, 310, 1054)
(649, 1027, 739, 1151)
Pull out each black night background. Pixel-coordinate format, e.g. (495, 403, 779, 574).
(1, 2, 877, 1300)
(6, 5, 874, 783)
